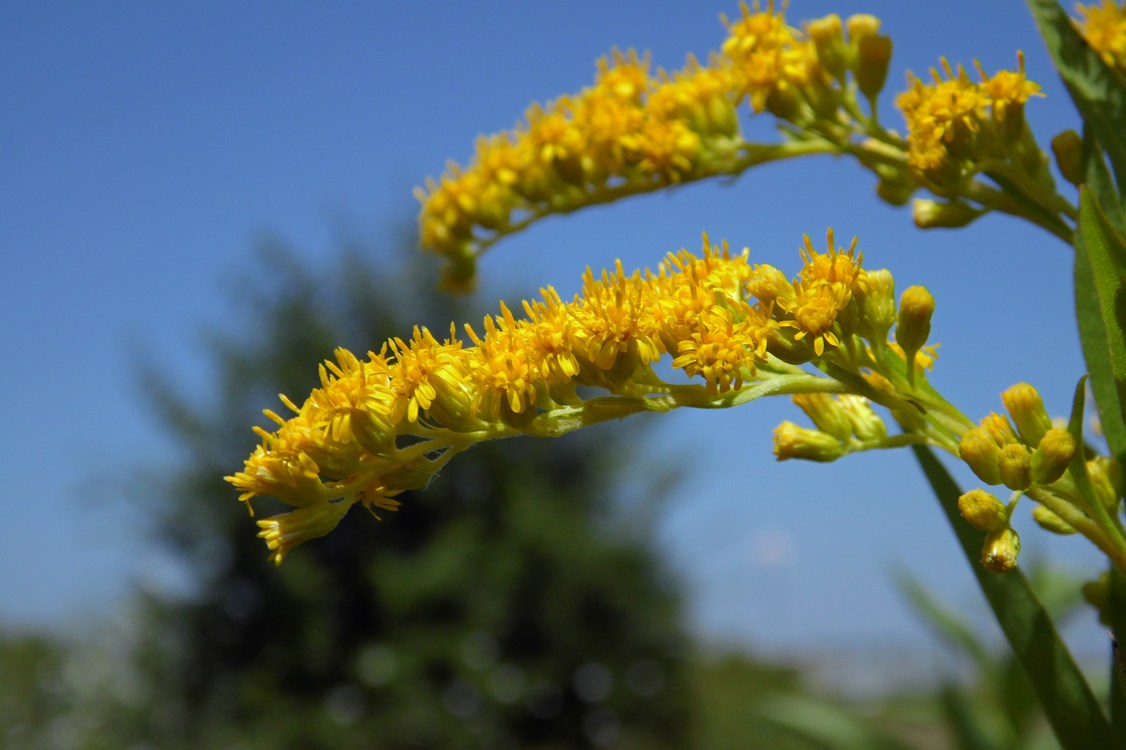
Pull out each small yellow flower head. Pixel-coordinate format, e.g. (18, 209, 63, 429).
(1032, 504, 1077, 535)
(997, 442, 1033, 491)
(671, 304, 770, 395)
(620, 118, 703, 183)
(897, 59, 988, 176)
(981, 527, 1021, 573)
(1076, 1, 1126, 74)
(894, 285, 934, 357)
(957, 488, 1009, 532)
(522, 288, 582, 385)
(776, 231, 863, 357)
(570, 261, 664, 377)
(1001, 382, 1053, 446)
(772, 420, 846, 462)
(1031, 428, 1076, 485)
(721, 1, 827, 117)
(595, 48, 653, 103)
(387, 326, 469, 425)
(896, 56, 1042, 183)
(464, 306, 541, 425)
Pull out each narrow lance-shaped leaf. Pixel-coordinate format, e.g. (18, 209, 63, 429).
(1076, 187, 1126, 466)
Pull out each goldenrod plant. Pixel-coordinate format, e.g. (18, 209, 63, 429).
(229, 2, 1126, 746)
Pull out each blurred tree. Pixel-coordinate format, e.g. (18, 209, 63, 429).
(124, 227, 692, 749)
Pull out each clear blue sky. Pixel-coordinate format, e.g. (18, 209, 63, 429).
(1, 1, 1107, 673)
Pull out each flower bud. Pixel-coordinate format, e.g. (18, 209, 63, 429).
(1001, 382, 1052, 446)
(895, 285, 935, 356)
(1088, 456, 1124, 513)
(957, 488, 1008, 531)
(1050, 129, 1083, 187)
(838, 394, 887, 442)
(959, 427, 1003, 485)
(1030, 428, 1075, 485)
(912, 198, 983, 229)
(1031, 504, 1076, 535)
(747, 263, 794, 305)
(855, 268, 896, 342)
(791, 393, 852, 441)
(772, 421, 845, 462)
(998, 443, 1033, 491)
(856, 35, 892, 101)
(257, 499, 355, 567)
(845, 14, 881, 46)
(807, 14, 847, 79)
(981, 527, 1021, 573)
(1082, 572, 1111, 626)
(980, 412, 1019, 445)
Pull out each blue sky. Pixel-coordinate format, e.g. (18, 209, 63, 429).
(1, 1, 1108, 671)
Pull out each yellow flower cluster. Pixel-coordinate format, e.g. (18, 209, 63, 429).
(415, 48, 743, 287)
(955, 382, 1100, 572)
(416, 3, 891, 289)
(1077, 0, 1126, 74)
(896, 56, 1042, 184)
(229, 231, 880, 564)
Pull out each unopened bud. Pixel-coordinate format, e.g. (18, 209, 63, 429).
(807, 14, 846, 79)
(1032, 504, 1076, 535)
(855, 268, 896, 341)
(845, 14, 881, 43)
(838, 395, 886, 441)
(957, 489, 1008, 531)
(1081, 571, 1111, 626)
(747, 264, 794, 305)
(792, 393, 852, 441)
(1001, 382, 1052, 446)
(772, 421, 845, 462)
(913, 198, 983, 228)
(1050, 129, 1083, 187)
(1031, 428, 1075, 485)
(981, 527, 1021, 573)
(856, 35, 892, 101)
(1088, 456, 1124, 513)
(998, 443, 1033, 491)
(895, 286, 935, 357)
(959, 427, 1003, 485)
(980, 412, 1019, 445)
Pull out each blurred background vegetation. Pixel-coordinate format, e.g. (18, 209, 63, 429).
(0, 228, 1073, 749)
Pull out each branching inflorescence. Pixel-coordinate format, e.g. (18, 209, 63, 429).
(415, 2, 1074, 291)
(229, 2, 1126, 604)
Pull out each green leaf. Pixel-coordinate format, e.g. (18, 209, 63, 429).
(1026, 0, 1126, 193)
(1076, 188, 1126, 465)
(912, 446, 1117, 749)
